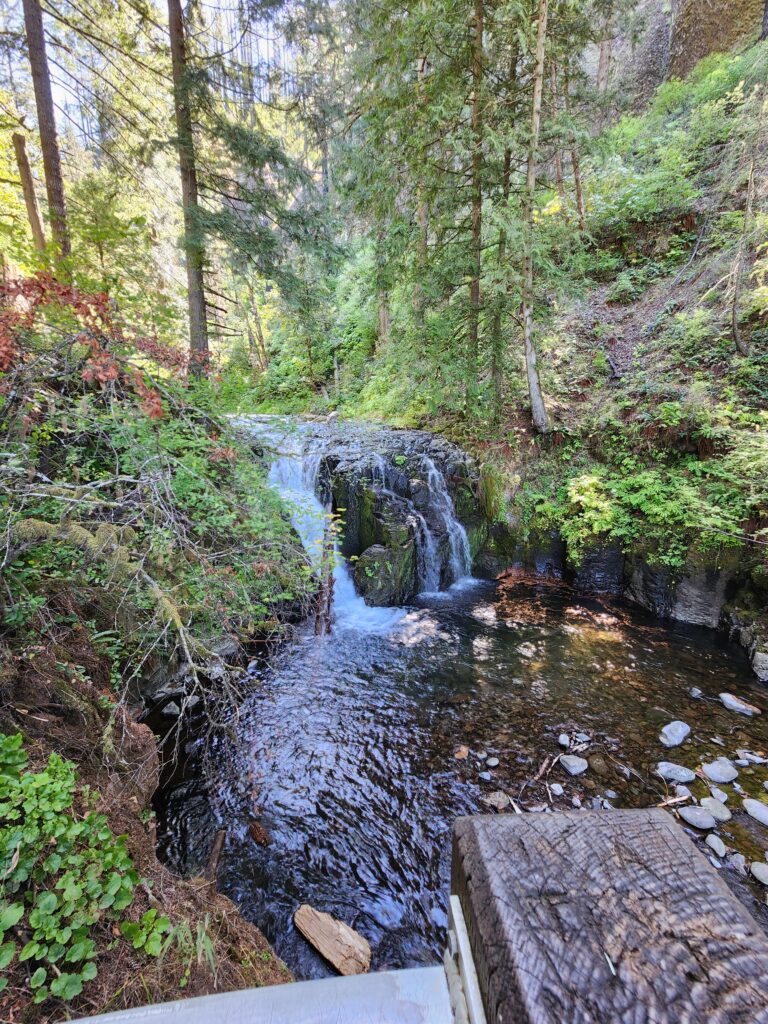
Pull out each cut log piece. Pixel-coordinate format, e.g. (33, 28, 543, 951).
(453, 809, 768, 1024)
(293, 904, 371, 976)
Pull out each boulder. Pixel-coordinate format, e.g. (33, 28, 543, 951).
(353, 543, 418, 607)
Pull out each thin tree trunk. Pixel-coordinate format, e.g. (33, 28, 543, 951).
(490, 145, 511, 422)
(762, 0, 768, 41)
(21, 0, 69, 261)
(247, 285, 269, 369)
(377, 289, 391, 351)
(11, 132, 46, 251)
(596, 21, 613, 94)
(521, 0, 551, 434)
(375, 231, 390, 352)
(489, 43, 519, 421)
(565, 72, 586, 231)
(167, 0, 209, 371)
(414, 55, 430, 324)
(549, 65, 567, 217)
(732, 156, 757, 357)
(467, 0, 484, 402)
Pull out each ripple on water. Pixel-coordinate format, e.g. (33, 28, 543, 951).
(156, 574, 768, 979)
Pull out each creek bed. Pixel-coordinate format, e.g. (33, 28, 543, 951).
(156, 571, 768, 979)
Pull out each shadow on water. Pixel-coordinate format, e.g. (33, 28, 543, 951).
(155, 573, 768, 979)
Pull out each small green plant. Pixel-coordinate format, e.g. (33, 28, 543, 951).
(0, 733, 155, 1006)
(120, 909, 171, 957)
(160, 916, 216, 989)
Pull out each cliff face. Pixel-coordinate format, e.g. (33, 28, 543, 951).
(669, 0, 763, 78)
(597, 0, 763, 114)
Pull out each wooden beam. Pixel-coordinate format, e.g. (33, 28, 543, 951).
(452, 809, 768, 1023)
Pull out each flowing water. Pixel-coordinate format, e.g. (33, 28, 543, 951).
(156, 418, 768, 979)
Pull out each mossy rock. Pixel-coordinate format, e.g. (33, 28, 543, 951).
(353, 543, 418, 606)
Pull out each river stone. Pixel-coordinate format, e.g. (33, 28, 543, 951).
(659, 720, 690, 747)
(764, 781, 768, 792)
(730, 853, 747, 874)
(706, 834, 727, 858)
(454, 745, 469, 760)
(751, 861, 768, 885)
(486, 757, 499, 768)
(559, 754, 588, 776)
(701, 757, 738, 783)
(710, 788, 729, 803)
(737, 750, 768, 764)
(482, 790, 510, 812)
(689, 686, 703, 699)
(700, 797, 731, 822)
(558, 733, 570, 748)
(719, 692, 762, 716)
(675, 785, 692, 799)
(575, 732, 590, 743)
(743, 798, 768, 827)
(657, 762, 696, 784)
(550, 783, 564, 796)
(478, 771, 492, 782)
(678, 806, 717, 830)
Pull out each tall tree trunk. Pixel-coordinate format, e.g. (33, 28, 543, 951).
(377, 289, 391, 351)
(21, 0, 69, 261)
(467, 0, 484, 402)
(375, 231, 390, 352)
(250, 296, 268, 369)
(565, 71, 586, 231)
(762, 0, 768, 41)
(596, 21, 613, 94)
(490, 145, 511, 422)
(521, 0, 551, 434)
(549, 65, 568, 218)
(167, 0, 209, 370)
(11, 132, 46, 251)
(414, 55, 430, 324)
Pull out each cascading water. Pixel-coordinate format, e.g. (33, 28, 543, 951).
(365, 452, 442, 595)
(246, 416, 476, 611)
(267, 426, 402, 632)
(420, 456, 472, 587)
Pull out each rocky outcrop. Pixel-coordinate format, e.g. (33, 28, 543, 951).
(669, 0, 763, 79)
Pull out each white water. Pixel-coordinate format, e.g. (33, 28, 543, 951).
(420, 456, 472, 589)
(268, 432, 402, 633)
(243, 416, 474, 629)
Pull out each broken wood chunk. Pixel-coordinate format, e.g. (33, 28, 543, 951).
(293, 904, 371, 976)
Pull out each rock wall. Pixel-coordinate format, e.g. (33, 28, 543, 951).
(484, 523, 768, 681)
(669, 0, 763, 79)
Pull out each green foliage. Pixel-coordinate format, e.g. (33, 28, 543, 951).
(0, 733, 145, 1005)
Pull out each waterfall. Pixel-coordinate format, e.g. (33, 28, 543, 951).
(365, 453, 441, 594)
(239, 416, 476, 623)
(420, 456, 472, 587)
(267, 427, 402, 633)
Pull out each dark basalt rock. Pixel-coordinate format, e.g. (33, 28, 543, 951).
(353, 543, 419, 606)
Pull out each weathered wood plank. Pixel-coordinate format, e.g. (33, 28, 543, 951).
(293, 904, 371, 976)
(452, 809, 768, 1024)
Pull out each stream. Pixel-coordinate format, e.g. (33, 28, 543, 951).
(155, 417, 768, 979)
